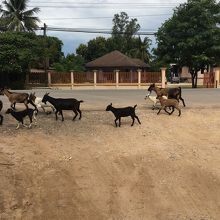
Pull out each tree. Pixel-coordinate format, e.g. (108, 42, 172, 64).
(112, 12, 140, 53)
(76, 12, 151, 64)
(0, 32, 63, 88)
(0, 0, 40, 32)
(76, 37, 108, 62)
(52, 54, 85, 72)
(129, 36, 151, 63)
(154, 0, 220, 88)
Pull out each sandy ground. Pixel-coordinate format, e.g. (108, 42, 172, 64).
(0, 99, 220, 220)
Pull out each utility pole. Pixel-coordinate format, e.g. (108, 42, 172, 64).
(41, 23, 48, 85)
(43, 23, 47, 36)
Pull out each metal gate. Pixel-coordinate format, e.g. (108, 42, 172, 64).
(203, 72, 214, 88)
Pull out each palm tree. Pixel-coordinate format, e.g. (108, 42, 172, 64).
(129, 36, 151, 63)
(0, 0, 40, 32)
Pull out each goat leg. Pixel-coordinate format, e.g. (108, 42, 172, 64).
(55, 110, 59, 120)
(131, 116, 135, 126)
(72, 109, 78, 121)
(180, 97, 186, 107)
(164, 107, 172, 115)
(11, 103, 16, 110)
(114, 118, 118, 127)
(119, 118, 121, 127)
(0, 115, 3, 125)
(157, 107, 162, 115)
(60, 111, 64, 121)
(16, 123, 20, 130)
(77, 109, 82, 120)
(175, 107, 181, 116)
(135, 115, 141, 124)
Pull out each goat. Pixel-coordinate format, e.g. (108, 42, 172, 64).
(156, 95, 181, 116)
(106, 103, 141, 127)
(42, 93, 83, 121)
(0, 88, 37, 110)
(5, 108, 37, 129)
(148, 83, 186, 107)
(29, 92, 55, 114)
(0, 100, 3, 125)
(145, 92, 168, 110)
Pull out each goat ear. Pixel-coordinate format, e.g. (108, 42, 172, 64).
(110, 103, 112, 106)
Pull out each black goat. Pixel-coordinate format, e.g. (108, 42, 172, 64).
(42, 93, 83, 121)
(0, 100, 3, 125)
(148, 83, 186, 107)
(5, 108, 37, 129)
(106, 103, 141, 127)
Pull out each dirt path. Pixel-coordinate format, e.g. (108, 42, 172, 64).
(0, 106, 220, 220)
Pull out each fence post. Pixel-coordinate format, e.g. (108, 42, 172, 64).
(138, 69, 141, 88)
(48, 71, 51, 86)
(93, 70, 97, 87)
(71, 71, 74, 89)
(115, 70, 119, 88)
(160, 68, 166, 88)
(214, 67, 220, 88)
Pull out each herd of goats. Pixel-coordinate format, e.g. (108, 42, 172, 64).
(0, 84, 186, 129)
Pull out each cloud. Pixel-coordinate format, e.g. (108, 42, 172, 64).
(1, 0, 187, 55)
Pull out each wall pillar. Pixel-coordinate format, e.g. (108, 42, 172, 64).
(214, 67, 220, 88)
(93, 70, 97, 87)
(138, 69, 142, 88)
(115, 70, 119, 88)
(48, 71, 51, 86)
(71, 71, 74, 89)
(160, 68, 167, 88)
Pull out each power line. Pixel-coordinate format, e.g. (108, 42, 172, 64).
(38, 26, 156, 35)
(29, 5, 176, 8)
(41, 13, 172, 20)
(29, 1, 180, 5)
(28, 2, 179, 8)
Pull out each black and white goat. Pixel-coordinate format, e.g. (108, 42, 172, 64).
(106, 103, 141, 127)
(6, 108, 37, 129)
(42, 93, 83, 121)
(29, 92, 55, 114)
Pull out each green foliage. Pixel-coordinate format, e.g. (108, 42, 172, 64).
(112, 12, 140, 53)
(52, 54, 85, 72)
(76, 37, 108, 62)
(0, 0, 40, 32)
(128, 36, 152, 63)
(76, 12, 151, 64)
(154, 0, 220, 87)
(0, 32, 63, 88)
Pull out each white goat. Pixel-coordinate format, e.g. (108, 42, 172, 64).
(29, 93, 55, 114)
(145, 92, 167, 110)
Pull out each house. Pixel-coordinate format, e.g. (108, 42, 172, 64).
(85, 50, 149, 72)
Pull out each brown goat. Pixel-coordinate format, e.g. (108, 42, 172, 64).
(148, 83, 186, 107)
(156, 95, 181, 116)
(0, 88, 36, 110)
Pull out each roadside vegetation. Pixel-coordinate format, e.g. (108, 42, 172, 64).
(0, 0, 219, 88)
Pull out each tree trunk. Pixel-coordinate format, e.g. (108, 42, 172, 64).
(191, 70, 198, 88)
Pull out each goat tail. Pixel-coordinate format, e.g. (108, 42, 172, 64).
(79, 100, 84, 103)
(134, 104, 137, 109)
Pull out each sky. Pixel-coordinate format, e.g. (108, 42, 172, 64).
(1, 0, 188, 55)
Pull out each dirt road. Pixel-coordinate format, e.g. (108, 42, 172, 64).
(0, 97, 220, 219)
